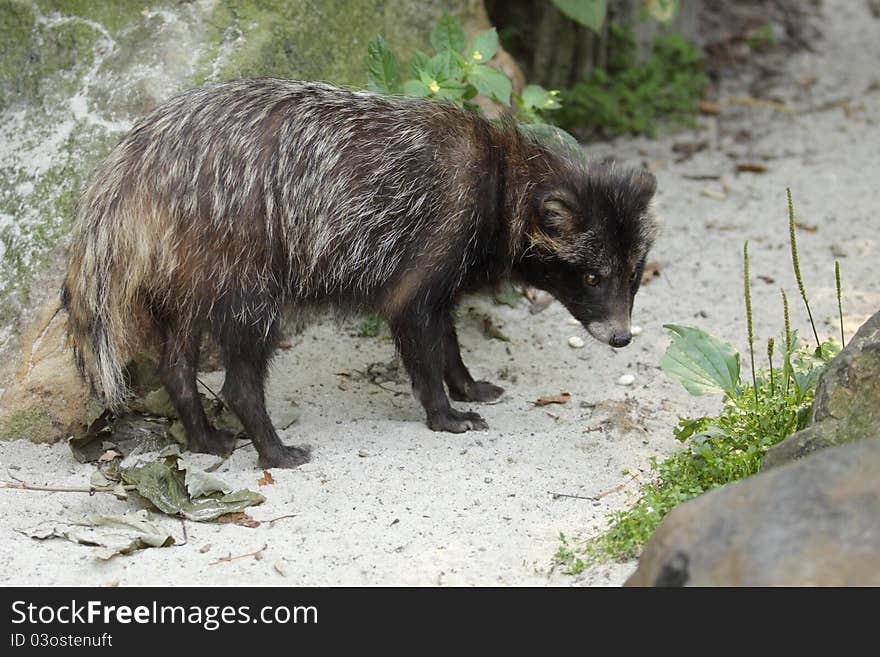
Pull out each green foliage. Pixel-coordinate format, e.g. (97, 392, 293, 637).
(357, 313, 385, 338)
(555, 27, 708, 138)
(365, 13, 561, 125)
(366, 35, 401, 94)
(660, 325, 740, 398)
(643, 0, 680, 24)
(560, 190, 846, 565)
(586, 335, 838, 562)
(551, 0, 607, 33)
(553, 533, 586, 575)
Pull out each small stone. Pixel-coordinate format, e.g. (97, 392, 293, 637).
(566, 317, 581, 326)
(357, 449, 369, 458)
(568, 336, 585, 349)
(618, 374, 636, 386)
(199, 544, 211, 554)
(631, 325, 643, 336)
(274, 560, 288, 577)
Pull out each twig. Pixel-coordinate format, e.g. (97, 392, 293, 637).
(0, 480, 136, 496)
(209, 543, 268, 566)
(594, 472, 641, 500)
(265, 514, 298, 527)
(196, 376, 226, 408)
(178, 519, 188, 547)
(549, 491, 594, 501)
(727, 95, 796, 115)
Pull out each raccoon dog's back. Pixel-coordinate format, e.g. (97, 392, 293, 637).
(63, 79, 521, 406)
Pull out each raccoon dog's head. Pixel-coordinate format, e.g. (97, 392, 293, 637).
(517, 162, 657, 348)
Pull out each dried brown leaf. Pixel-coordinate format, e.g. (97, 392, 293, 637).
(698, 100, 721, 115)
(214, 512, 261, 529)
(257, 470, 275, 487)
(533, 392, 571, 406)
(736, 163, 768, 173)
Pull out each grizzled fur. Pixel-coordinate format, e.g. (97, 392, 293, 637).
(63, 78, 657, 469)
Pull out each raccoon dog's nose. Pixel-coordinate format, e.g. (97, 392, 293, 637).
(609, 331, 632, 348)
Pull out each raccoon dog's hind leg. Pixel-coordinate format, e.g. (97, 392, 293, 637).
(158, 324, 237, 456)
(391, 304, 489, 433)
(218, 319, 310, 469)
(441, 312, 504, 403)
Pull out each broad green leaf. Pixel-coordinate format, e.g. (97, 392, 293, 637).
(122, 457, 265, 521)
(430, 12, 466, 54)
(408, 50, 430, 79)
(467, 64, 512, 104)
(22, 510, 174, 560)
(645, 0, 679, 24)
(552, 0, 606, 33)
(467, 28, 499, 63)
(365, 36, 401, 94)
(517, 122, 581, 154)
(520, 84, 562, 111)
(661, 324, 741, 398)
(426, 50, 465, 81)
(403, 79, 431, 97)
(435, 79, 469, 102)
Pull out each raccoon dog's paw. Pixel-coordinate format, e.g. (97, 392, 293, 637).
(188, 429, 238, 457)
(258, 444, 311, 470)
(427, 409, 489, 433)
(449, 381, 505, 403)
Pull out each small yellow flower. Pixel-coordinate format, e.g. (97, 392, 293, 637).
(428, 80, 440, 94)
(549, 89, 560, 96)
(472, 50, 483, 61)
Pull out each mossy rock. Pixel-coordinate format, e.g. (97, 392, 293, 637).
(1, 0, 489, 374)
(762, 310, 880, 470)
(0, 407, 57, 443)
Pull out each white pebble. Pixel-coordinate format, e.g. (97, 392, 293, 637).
(566, 317, 581, 326)
(631, 325, 643, 336)
(568, 336, 585, 349)
(618, 374, 635, 386)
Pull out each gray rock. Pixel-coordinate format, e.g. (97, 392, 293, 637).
(762, 309, 880, 470)
(626, 439, 880, 586)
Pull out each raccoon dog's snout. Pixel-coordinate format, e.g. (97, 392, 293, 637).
(585, 320, 633, 348)
(609, 331, 632, 348)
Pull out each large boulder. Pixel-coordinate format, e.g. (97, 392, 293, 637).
(762, 310, 880, 470)
(0, 0, 510, 442)
(626, 438, 880, 586)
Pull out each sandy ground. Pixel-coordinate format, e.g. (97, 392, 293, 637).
(0, 0, 878, 586)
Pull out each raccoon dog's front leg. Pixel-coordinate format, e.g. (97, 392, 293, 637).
(442, 313, 505, 403)
(391, 306, 489, 433)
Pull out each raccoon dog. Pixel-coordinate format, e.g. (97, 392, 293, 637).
(62, 78, 657, 469)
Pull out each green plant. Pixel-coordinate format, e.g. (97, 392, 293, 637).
(553, 533, 586, 575)
(365, 13, 562, 126)
(357, 313, 385, 338)
(561, 190, 844, 564)
(551, 0, 680, 33)
(554, 27, 708, 138)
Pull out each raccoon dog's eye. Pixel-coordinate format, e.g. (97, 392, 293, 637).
(585, 273, 601, 287)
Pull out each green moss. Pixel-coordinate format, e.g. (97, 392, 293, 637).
(34, 0, 153, 34)
(0, 407, 57, 443)
(0, 0, 37, 108)
(0, 2, 106, 109)
(208, 0, 484, 87)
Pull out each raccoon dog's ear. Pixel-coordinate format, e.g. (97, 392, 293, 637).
(537, 189, 579, 235)
(630, 169, 657, 209)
